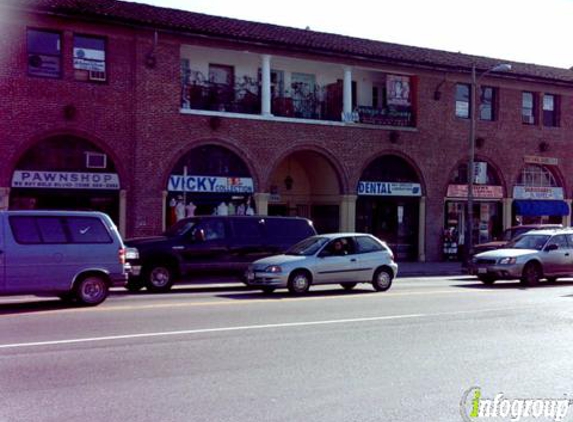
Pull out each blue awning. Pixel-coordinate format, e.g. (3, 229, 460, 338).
(513, 200, 569, 216)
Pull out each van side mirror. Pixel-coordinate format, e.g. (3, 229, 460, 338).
(194, 229, 205, 242)
(545, 243, 558, 252)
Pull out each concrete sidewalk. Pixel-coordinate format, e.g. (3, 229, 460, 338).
(397, 261, 464, 277)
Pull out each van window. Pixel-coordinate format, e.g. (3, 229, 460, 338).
(9, 216, 42, 244)
(66, 217, 112, 244)
(231, 218, 263, 240)
(37, 217, 67, 243)
(198, 220, 226, 241)
(265, 219, 314, 239)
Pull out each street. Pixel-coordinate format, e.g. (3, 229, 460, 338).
(2, 276, 573, 422)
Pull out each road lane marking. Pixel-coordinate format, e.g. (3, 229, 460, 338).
(0, 305, 542, 350)
(0, 288, 491, 316)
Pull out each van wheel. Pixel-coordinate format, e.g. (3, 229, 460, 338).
(340, 282, 357, 291)
(521, 262, 541, 287)
(288, 271, 311, 294)
(372, 268, 393, 292)
(74, 275, 109, 306)
(144, 264, 175, 293)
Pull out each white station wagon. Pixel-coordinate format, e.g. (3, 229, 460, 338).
(245, 233, 398, 294)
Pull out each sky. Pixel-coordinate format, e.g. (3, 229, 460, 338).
(125, 0, 573, 69)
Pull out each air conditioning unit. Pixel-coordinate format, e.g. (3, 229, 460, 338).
(88, 70, 107, 81)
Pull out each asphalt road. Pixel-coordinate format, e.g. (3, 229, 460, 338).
(2, 276, 573, 422)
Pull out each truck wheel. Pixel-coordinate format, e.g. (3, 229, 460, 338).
(144, 264, 175, 293)
(74, 274, 109, 306)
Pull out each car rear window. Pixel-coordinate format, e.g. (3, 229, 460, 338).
(66, 217, 112, 244)
(355, 236, 384, 253)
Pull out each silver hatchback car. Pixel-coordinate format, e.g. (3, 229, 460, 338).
(245, 233, 398, 294)
(469, 228, 573, 286)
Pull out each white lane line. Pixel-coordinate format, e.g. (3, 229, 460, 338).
(0, 305, 539, 350)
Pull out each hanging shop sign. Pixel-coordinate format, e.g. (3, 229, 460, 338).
(446, 185, 504, 199)
(357, 181, 421, 197)
(12, 170, 120, 190)
(168, 175, 254, 193)
(513, 186, 564, 200)
(523, 155, 559, 166)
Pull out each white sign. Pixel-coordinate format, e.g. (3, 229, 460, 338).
(12, 171, 120, 190)
(513, 186, 564, 200)
(357, 181, 421, 196)
(524, 155, 559, 166)
(447, 185, 504, 199)
(168, 175, 254, 193)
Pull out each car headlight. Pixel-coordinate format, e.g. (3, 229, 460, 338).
(498, 257, 517, 265)
(265, 265, 282, 273)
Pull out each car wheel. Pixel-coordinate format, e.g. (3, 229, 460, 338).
(126, 278, 144, 292)
(144, 264, 175, 293)
(521, 262, 541, 287)
(288, 271, 311, 295)
(478, 275, 496, 285)
(372, 268, 393, 292)
(74, 274, 109, 306)
(340, 282, 357, 291)
(261, 287, 276, 294)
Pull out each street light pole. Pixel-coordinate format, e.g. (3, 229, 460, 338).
(466, 63, 511, 262)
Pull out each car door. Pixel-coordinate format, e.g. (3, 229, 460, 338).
(353, 235, 387, 282)
(227, 218, 267, 271)
(542, 234, 570, 275)
(179, 218, 231, 274)
(313, 237, 356, 284)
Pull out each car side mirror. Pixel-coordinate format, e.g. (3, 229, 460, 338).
(194, 229, 205, 242)
(545, 244, 558, 252)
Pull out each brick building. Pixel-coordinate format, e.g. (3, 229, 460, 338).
(2, 0, 573, 261)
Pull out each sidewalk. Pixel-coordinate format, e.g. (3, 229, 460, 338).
(397, 261, 464, 277)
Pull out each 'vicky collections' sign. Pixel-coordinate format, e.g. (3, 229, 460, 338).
(12, 171, 120, 190)
(168, 175, 254, 193)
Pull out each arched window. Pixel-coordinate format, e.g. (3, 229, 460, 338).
(449, 162, 500, 185)
(516, 164, 558, 187)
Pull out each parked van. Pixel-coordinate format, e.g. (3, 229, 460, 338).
(125, 216, 317, 292)
(0, 211, 129, 306)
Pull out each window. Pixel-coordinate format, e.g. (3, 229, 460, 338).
(479, 86, 495, 121)
(10, 217, 41, 244)
(455, 84, 470, 118)
(230, 218, 263, 240)
(27, 29, 61, 78)
(73, 35, 106, 82)
(355, 236, 384, 253)
(543, 94, 559, 127)
(37, 218, 67, 243)
(66, 217, 112, 243)
(522, 92, 536, 124)
(517, 165, 558, 187)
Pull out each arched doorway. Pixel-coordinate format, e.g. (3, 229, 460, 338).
(444, 160, 504, 260)
(267, 150, 341, 233)
(356, 154, 423, 261)
(165, 144, 255, 227)
(10, 136, 122, 224)
(512, 164, 568, 225)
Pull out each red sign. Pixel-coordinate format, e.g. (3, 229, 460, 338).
(447, 184, 504, 199)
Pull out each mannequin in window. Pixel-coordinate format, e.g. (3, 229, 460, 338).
(185, 201, 196, 218)
(217, 202, 229, 216)
(175, 196, 186, 221)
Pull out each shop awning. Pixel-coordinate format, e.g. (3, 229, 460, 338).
(513, 200, 569, 216)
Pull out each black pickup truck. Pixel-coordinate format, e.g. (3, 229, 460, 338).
(125, 215, 316, 292)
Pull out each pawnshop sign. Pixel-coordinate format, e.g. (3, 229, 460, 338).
(12, 171, 120, 190)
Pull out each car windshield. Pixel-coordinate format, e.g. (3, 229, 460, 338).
(164, 219, 196, 237)
(285, 236, 329, 256)
(506, 234, 550, 250)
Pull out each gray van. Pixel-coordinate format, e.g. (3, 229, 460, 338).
(0, 210, 129, 306)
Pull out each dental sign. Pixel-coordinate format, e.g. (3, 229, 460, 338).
(12, 171, 120, 190)
(357, 181, 421, 197)
(168, 175, 254, 193)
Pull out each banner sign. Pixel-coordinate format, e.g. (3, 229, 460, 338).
(513, 186, 564, 200)
(12, 171, 120, 190)
(358, 181, 421, 197)
(523, 155, 559, 166)
(168, 175, 254, 193)
(386, 75, 411, 106)
(447, 184, 504, 199)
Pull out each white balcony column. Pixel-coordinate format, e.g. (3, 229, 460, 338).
(343, 67, 353, 118)
(261, 54, 272, 116)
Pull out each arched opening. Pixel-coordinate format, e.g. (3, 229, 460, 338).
(356, 154, 422, 261)
(165, 144, 255, 227)
(512, 164, 568, 225)
(10, 136, 121, 223)
(444, 160, 504, 260)
(267, 150, 341, 233)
